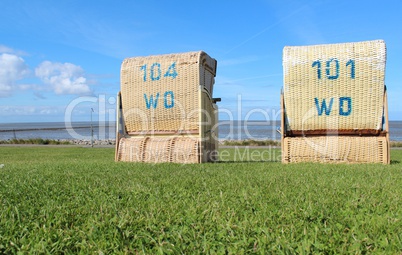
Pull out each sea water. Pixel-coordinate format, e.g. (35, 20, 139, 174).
(1, 121, 402, 141)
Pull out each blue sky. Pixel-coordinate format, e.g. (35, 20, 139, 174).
(1, 0, 401, 123)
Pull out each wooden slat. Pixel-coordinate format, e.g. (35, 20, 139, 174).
(286, 129, 386, 136)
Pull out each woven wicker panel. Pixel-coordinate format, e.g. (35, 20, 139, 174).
(117, 136, 200, 163)
(283, 136, 388, 164)
(121, 51, 217, 133)
(283, 40, 386, 131)
(116, 137, 147, 162)
(142, 137, 173, 163)
(171, 137, 200, 164)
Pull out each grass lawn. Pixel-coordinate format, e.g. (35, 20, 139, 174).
(0, 146, 401, 254)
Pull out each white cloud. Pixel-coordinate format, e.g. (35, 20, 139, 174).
(0, 53, 30, 97)
(0, 48, 94, 97)
(35, 61, 92, 95)
(0, 45, 14, 54)
(0, 105, 60, 116)
(0, 45, 28, 56)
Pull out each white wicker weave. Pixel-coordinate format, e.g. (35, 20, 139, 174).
(283, 40, 386, 132)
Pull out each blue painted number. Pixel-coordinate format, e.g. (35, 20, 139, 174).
(312, 59, 355, 80)
(140, 64, 147, 82)
(312, 60, 321, 79)
(164, 62, 178, 79)
(150, 63, 161, 81)
(326, 58, 339, 80)
(140, 62, 178, 82)
(346, 59, 355, 79)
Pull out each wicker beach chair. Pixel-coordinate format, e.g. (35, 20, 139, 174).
(281, 40, 390, 164)
(115, 51, 219, 163)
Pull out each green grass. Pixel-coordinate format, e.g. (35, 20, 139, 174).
(0, 147, 401, 254)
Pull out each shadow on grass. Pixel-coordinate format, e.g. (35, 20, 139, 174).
(214, 160, 401, 164)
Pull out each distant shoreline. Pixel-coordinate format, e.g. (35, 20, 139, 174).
(2, 121, 402, 141)
(0, 126, 90, 132)
(1, 138, 402, 148)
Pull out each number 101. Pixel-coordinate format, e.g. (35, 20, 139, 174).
(312, 59, 355, 80)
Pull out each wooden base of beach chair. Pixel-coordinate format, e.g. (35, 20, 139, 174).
(116, 136, 204, 164)
(282, 136, 389, 164)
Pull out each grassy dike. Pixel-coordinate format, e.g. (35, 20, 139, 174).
(0, 146, 401, 254)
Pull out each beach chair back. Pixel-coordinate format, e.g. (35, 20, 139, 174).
(283, 40, 386, 133)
